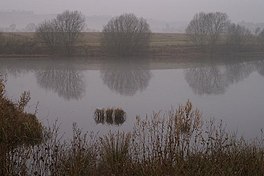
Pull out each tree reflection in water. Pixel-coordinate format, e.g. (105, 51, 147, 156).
(256, 60, 264, 76)
(100, 59, 152, 96)
(36, 64, 85, 100)
(185, 66, 228, 95)
(185, 61, 258, 95)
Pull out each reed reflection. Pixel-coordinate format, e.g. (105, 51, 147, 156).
(94, 108, 126, 126)
(35, 63, 85, 100)
(100, 58, 152, 96)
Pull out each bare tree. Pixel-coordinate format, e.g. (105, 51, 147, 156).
(55, 10, 85, 55)
(36, 10, 85, 55)
(102, 13, 151, 56)
(186, 12, 229, 46)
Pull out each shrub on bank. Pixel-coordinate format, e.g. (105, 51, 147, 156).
(0, 77, 43, 175)
(0, 79, 43, 147)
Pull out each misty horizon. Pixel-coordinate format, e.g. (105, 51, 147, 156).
(1, 9, 264, 33)
(2, 0, 264, 23)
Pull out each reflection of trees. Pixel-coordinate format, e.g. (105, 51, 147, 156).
(100, 59, 152, 96)
(95, 115, 126, 126)
(225, 62, 255, 84)
(36, 65, 85, 100)
(185, 62, 256, 95)
(185, 66, 227, 95)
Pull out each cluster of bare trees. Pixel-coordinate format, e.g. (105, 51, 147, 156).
(186, 12, 264, 49)
(186, 12, 264, 50)
(35, 10, 264, 55)
(36, 12, 151, 56)
(36, 10, 85, 55)
(101, 13, 151, 56)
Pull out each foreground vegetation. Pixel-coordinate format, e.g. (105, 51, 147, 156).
(1, 79, 264, 175)
(0, 77, 43, 175)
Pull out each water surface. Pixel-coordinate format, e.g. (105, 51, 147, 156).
(1, 56, 264, 138)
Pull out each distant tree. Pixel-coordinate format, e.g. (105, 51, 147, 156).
(8, 24, 16, 32)
(102, 13, 151, 56)
(226, 23, 252, 49)
(36, 10, 85, 55)
(25, 23, 36, 32)
(186, 12, 229, 46)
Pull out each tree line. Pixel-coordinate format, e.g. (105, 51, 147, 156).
(36, 11, 151, 56)
(186, 12, 264, 49)
(1, 10, 264, 56)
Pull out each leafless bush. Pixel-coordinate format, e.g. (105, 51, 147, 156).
(186, 12, 229, 46)
(102, 13, 151, 56)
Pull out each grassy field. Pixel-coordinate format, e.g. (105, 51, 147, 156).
(2, 32, 190, 47)
(0, 32, 262, 57)
(0, 32, 193, 56)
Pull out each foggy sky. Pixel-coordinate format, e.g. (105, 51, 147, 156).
(1, 0, 264, 22)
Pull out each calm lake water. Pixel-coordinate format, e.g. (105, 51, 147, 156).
(1, 56, 264, 138)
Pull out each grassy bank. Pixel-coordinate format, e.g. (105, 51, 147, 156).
(1, 32, 263, 57)
(1, 77, 264, 175)
(0, 32, 192, 57)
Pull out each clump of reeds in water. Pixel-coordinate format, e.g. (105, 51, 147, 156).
(94, 107, 126, 125)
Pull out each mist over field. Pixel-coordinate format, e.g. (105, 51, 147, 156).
(1, 0, 264, 32)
